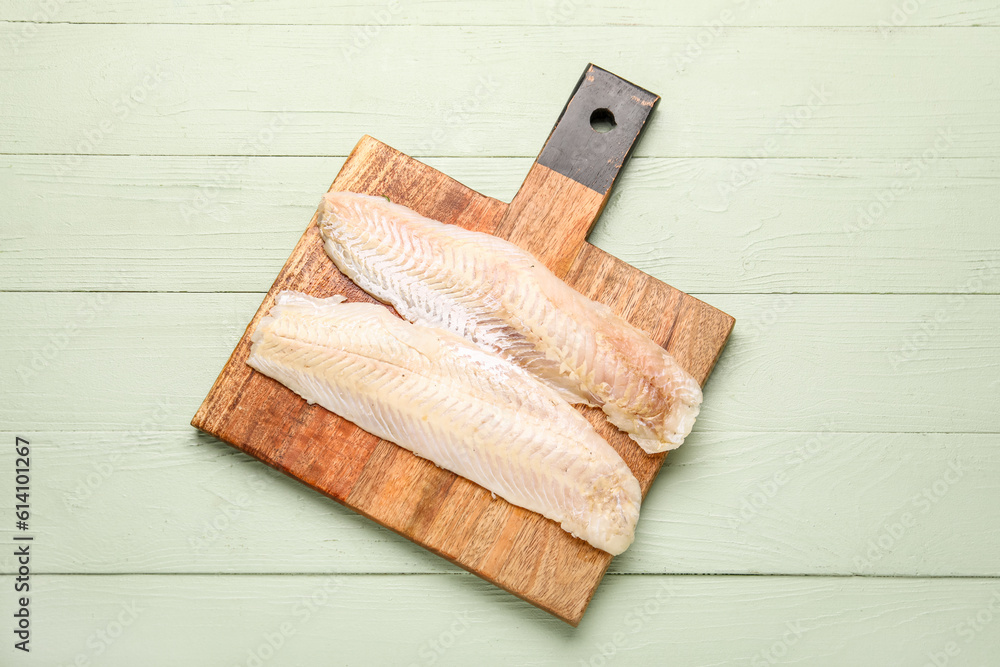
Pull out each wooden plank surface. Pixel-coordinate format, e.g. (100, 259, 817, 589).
(3, 431, 997, 577)
(3, 155, 998, 295)
(3, 2, 999, 662)
(6, 292, 998, 434)
(2, 574, 998, 667)
(3, 26, 999, 159)
(5, 1, 1000, 25)
(191, 134, 734, 624)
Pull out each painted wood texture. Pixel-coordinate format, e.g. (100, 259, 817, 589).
(191, 133, 734, 625)
(1, 431, 996, 577)
(6, 293, 997, 434)
(4, 1, 1000, 25)
(2, 26, 999, 159)
(2, 575, 998, 667)
(2, 1, 998, 663)
(3, 155, 998, 294)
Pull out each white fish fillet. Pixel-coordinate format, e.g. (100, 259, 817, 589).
(318, 191, 703, 454)
(247, 291, 641, 555)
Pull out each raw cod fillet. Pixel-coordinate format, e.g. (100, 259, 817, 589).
(318, 191, 703, 454)
(247, 291, 642, 555)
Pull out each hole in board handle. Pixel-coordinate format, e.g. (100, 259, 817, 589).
(589, 108, 616, 133)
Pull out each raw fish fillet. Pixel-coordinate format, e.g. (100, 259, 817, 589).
(318, 191, 703, 453)
(247, 291, 642, 555)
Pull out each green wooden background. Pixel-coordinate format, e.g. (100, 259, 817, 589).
(2, 1, 999, 665)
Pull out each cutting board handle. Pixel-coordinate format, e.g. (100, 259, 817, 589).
(495, 63, 660, 277)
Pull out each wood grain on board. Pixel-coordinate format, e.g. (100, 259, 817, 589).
(192, 67, 734, 625)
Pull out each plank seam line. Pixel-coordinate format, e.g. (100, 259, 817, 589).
(5, 572, 1000, 579)
(2, 154, 998, 162)
(6, 430, 999, 435)
(8, 429, 1000, 435)
(4, 291, 1000, 296)
(2, 21, 999, 28)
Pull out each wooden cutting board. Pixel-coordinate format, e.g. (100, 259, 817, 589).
(192, 64, 734, 626)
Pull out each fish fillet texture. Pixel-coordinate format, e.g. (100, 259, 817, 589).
(318, 191, 703, 454)
(247, 291, 641, 555)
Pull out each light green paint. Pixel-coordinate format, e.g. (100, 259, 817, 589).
(4, 1, 1000, 26)
(1, 26, 998, 158)
(4, 293, 999, 433)
(3, 575, 999, 666)
(1, 3, 998, 664)
(2, 156, 998, 294)
(0, 431, 995, 577)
